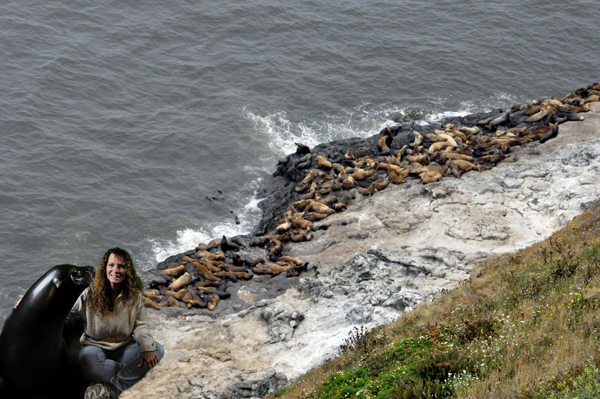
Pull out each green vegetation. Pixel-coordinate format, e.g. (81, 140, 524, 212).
(269, 202, 600, 398)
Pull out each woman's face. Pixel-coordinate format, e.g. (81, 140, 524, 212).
(106, 253, 126, 289)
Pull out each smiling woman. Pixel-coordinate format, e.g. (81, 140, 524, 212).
(107, 253, 126, 290)
(70, 248, 165, 399)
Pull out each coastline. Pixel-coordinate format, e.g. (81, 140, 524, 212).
(125, 84, 600, 398)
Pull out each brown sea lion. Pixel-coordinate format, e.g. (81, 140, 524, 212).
(168, 272, 192, 291)
(200, 260, 221, 274)
(276, 256, 303, 265)
(448, 159, 480, 173)
(351, 169, 375, 181)
(291, 217, 313, 230)
(193, 262, 220, 282)
(269, 238, 283, 257)
(165, 289, 187, 301)
(332, 203, 347, 212)
(377, 134, 392, 155)
(214, 270, 253, 280)
(440, 152, 473, 162)
(304, 212, 330, 221)
(143, 297, 160, 310)
(290, 229, 311, 242)
(161, 265, 185, 277)
(305, 202, 335, 215)
(411, 130, 423, 146)
(387, 168, 407, 184)
(526, 107, 553, 122)
(264, 261, 293, 273)
(428, 141, 452, 153)
(207, 295, 220, 311)
(341, 176, 356, 190)
(315, 155, 333, 170)
(317, 195, 338, 206)
(419, 170, 442, 184)
(196, 250, 226, 261)
(406, 154, 430, 164)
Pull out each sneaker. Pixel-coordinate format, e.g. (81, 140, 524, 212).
(84, 381, 111, 399)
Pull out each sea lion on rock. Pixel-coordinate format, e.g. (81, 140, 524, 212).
(411, 131, 423, 146)
(291, 217, 313, 230)
(268, 238, 283, 258)
(428, 141, 452, 153)
(149, 276, 169, 288)
(252, 266, 274, 276)
(488, 110, 511, 129)
(290, 229, 311, 243)
(296, 154, 312, 169)
(165, 289, 187, 301)
(447, 160, 480, 173)
(539, 123, 559, 144)
(526, 107, 553, 122)
(351, 169, 375, 181)
(305, 202, 335, 215)
(341, 176, 356, 190)
(168, 272, 192, 291)
(196, 250, 226, 261)
(193, 262, 220, 282)
(214, 270, 253, 280)
(162, 264, 185, 277)
(219, 235, 240, 251)
(419, 170, 442, 184)
(377, 130, 393, 155)
(304, 211, 330, 221)
(332, 202, 347, 212)
(315, 155, 333, 171)
(143, 297, 160, 310)
(295, 142, 311, 155)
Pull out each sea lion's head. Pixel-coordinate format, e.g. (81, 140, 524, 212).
(11, 265, 95, 323)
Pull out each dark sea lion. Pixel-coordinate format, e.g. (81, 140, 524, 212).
(489, 110, 510, 128)
(219, 235, 240, 252)
(296, 153, 312, 169)
(0, 264, 95, 399)
(539, 123, 559, 144)
(294, 142, 311, 155)
(377, 134, 392, 155)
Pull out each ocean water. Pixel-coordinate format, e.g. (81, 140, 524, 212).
(1, 0, 599, 322)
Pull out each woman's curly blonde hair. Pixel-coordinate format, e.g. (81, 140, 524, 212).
(89, 247, 143, 316)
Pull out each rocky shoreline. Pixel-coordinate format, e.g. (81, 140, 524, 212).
(124, 83, 600, 399)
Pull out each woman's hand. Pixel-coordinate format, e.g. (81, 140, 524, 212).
(139, 350, 159, 369)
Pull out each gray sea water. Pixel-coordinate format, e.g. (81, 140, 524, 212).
(1, 0, 599, 322)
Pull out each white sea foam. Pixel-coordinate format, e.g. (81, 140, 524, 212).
(243, 94, 522, 159)
(148, 191, 264, 266)
(147, 94, 524, 269)
(243, 105, 403, 159)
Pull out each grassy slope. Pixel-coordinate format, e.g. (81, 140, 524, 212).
(270, 201, 600, 399)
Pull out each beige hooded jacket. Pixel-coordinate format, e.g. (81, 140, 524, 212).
(71, 287, 157, 353)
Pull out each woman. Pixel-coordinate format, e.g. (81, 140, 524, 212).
(71, 248, 164, 399)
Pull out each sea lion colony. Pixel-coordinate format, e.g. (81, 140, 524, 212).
(142, 81, 600, 310)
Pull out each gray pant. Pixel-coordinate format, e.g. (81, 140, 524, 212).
(78, 342, 165, 398)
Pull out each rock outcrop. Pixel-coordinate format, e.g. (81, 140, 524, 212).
(123, 101, 600, 399)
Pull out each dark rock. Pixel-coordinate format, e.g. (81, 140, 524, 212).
(155, 253, 186, 271)
(222, 368, 287, 399)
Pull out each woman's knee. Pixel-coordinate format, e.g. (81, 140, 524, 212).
(78, 345, 106, 380)
(155, 342, 165, 362)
